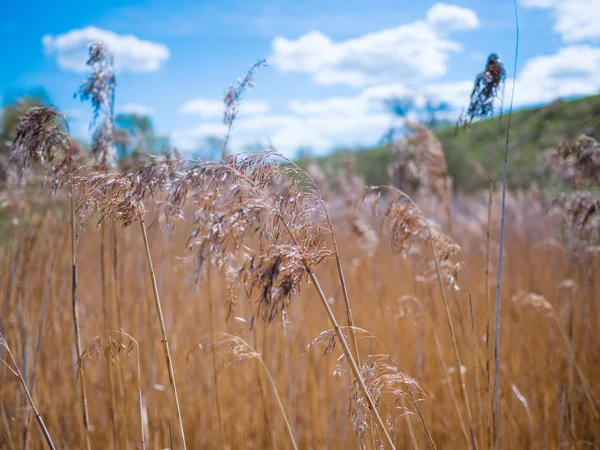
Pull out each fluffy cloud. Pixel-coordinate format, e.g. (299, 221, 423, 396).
(270, 3, 479, 87)
(42, 26, 170, 72)
(521, 0, 600, 42)
(178, 98, 271, 117)
(289, 80, 471, 118)
(171, 80, 472, 156)
(426, 3, 480, 33)
(513, 45, 600, 106)
(172, 109, 394, 156)
(119, 103, 154, 116)
(174, 39, 600, 158)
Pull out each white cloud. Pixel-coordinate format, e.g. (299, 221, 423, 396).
(512, 45, 600, 106)
(171, 79, 471, 156)
(42, 26, 170, 72)
(178, 98, 271, 117)
(119, 103, 154, 115)
(270, 3, 479, 87)
(171, 110, 391, 156)
(426, 3, 480, 33)
(174, 41, 600, 158)
(289, 80, 470, 118)
(521, 0, 600, 42)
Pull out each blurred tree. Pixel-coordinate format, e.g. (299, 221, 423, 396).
(0, 88, 50, 155)
(114, 113, 169, 159)
(384, 96, 414, 118)
(379, 96, 414, 145)
(295, 146, 314, 161)
(380, 96, 453, 144)
(192, 136, 225, 161)
(424, 100, 451, 128)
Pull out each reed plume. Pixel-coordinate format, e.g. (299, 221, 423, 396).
(222, 59, 266, 159)
(175, 152, 395, 448)
(63, 162, 187, 448)
(79, 40, 117, 168)
(458, 54, 506, 127)
(366, 186, 476, 449)
(8, 105, 92, 450)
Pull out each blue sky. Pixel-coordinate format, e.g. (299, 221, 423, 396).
(1, 0, 599, 156)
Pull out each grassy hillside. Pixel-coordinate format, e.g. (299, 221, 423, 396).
(305, 94, 600, 192)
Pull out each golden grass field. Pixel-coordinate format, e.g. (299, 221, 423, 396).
(1, 183, 598, 449)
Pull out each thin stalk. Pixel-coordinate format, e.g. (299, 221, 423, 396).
(2, 402, 17, 450)
(374, 187, 476, 449)
(23, 260, 54, 450)
(551, 315, 599, 421)
(211, 333, 297, 450)
(468, 293, 484, 446)
(14, 206, 49, 416)
(101, 226, 119, 449)
(252, 324, 276, 448)
(485, 96, 504, 450)
(428, 214, 478, 450)
(112, 224, 124, 330)
(206, 265, 225, 449)
(402, 394, 419, 450)
(70, 191, 91, 450)
(364, 329, 436, 450)
(293, 158, 361, 366)
(308, 271, 396, 448)
(124, 332, 147, 450)
(329, 230, 361, 367)
(220, 160, 391, 447)
(257, 350, 298, 450)
(493, 3, 519, 447)
(138, 212, 186, 450)
(0, 332, 55, 450)
(111, 223, 128, 444)
(432, 329, 469, 447)
(0, 245, 20, 363)
(92, 330, 146, 450)
(445, 177, 453, 236)
(278, 217, 395, 449)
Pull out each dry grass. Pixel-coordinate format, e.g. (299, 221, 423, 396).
(0, 172, 599, 449)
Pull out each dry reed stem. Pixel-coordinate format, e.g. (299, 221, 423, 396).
(484, 98, 503, 450)
(468, 293, 485, 446)
(193, 333, 298, 450)
(252, 323, 277, 448)
(367, 186, 477, 449)
(493, 4, 519, 447)
(510, 384, 536, 449)
(309, 325, 436, 449)
(304, 269, 396, 449)
(0, 332, 55, 450)
(182, 153, 389, 445)
(282, 155, 362, 371)
(1, 403, 16, 450)
(70, 191, 91, 450)
(139, 212, 187, 449)
(78, 330, 146, 450)
(101, 225, 119, 449)
(22, 259, 54, 449)
(255, 198, 396, 448)
(206, 264, 225, 449)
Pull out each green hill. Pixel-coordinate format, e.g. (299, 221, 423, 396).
(304, 95, 600, 192)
